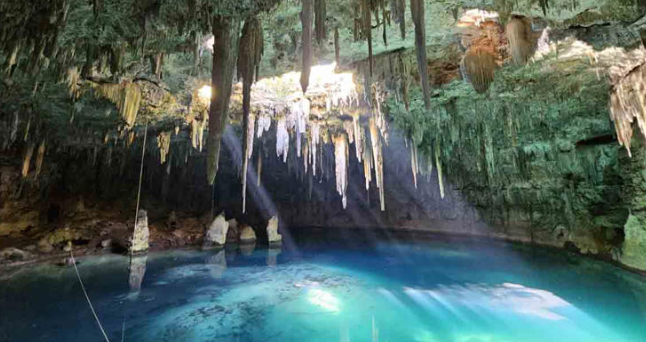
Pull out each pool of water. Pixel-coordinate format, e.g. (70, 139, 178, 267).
(1, 230, 646, 341)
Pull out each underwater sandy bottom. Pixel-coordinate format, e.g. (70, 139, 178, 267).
(1, 233, 646, 342)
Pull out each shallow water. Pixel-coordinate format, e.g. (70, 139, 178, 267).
(1, 231, 646, 342)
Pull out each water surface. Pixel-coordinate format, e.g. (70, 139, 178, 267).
(1, 230, 645, 341)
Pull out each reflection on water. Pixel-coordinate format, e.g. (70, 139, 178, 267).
(128, 255, 148, 297)
(0, 237, 645, 342)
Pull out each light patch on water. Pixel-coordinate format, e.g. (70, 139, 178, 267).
(308, 289, 340, 312)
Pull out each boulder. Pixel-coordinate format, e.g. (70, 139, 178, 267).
(204, 212, 229, 247)
(239, 224, 256, 243)
(0, 247, 30, 262)
(266, 216, 282, 244)
(37, 238, 54, 253)
(130, 210, 149, 254)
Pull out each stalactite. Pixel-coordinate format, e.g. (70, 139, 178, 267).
(238, 17, 263, 214)
(207, 17, 239, 184)
(333, 133, 349, 209)
(610, 63, 646, 156)
(66, 68, 81, 100)
(276, 116, 289, 162)
(435, 139, 444, 199)
(410, 140, 418, 189)
(369, 118, 385, 210)
(315, 0, 327, 45)
(353, 115, 362, 162)
(310, 122, 320, 175)
(463, 47, 497, 93)
(363, 132, 373, 190)
(301, 0, 313, 93)
(410, 0, 431, 109)
(93, 81, 142, 127)
(157, 131, 171, 164)
(505, 16, 533, 66)
(22, 143, 35, 178)
(35, 141, 46, 179)
(257, 115, 271, 138)
(257, 147, 262, 186)
(293, 98, 310, 158)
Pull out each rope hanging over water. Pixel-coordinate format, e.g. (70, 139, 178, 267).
(70, 251, 111, 342)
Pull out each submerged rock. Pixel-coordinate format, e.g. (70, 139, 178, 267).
(204, 213, 229, 247)
(131, 210, 149, 254)
(239, 240, 256, 256)
(239, 224, 256, 243)
(266, 216, 282, 244)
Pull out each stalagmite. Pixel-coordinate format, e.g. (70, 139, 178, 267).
(301, 0, 313, 93)
(266, 216, 282, 244)
(131, 210, 149, 254)
(410, 0, 431, 110)
(276, 117, 289, 162)
(369, 119, 385, 210)
(21, 143, 35, 178)
(333, 134, 349, 208)
(35, 141, 46, 178)
(463, 47, 497, 93)
(204, 212, 229, 247)
(207, 17, 239, 184)
(314, 0, 327, 45)
(157, 132, 171, 164)
(505, 16, 534, 66)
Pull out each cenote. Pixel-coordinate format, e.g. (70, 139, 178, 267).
(2, 231, 646, 342)
(3, 0, 646, 341)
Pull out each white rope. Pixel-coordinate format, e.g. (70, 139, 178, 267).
(70, 251, 111, 342)
(134, 120, 148, 227)
(121, 121, 149, 342)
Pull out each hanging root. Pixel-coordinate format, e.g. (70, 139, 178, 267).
(410, 0, 431, 109)
(505, 16, 534, 66)
(315, 0, 327, 45)
(463, 46, 497, 93)
(21, 143, 35, 178)
(301, 0, 313, 93)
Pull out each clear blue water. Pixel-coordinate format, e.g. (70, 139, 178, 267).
(1, 231, 646, 342)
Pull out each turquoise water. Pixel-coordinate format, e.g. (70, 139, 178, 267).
(1, 232, 646, 341)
